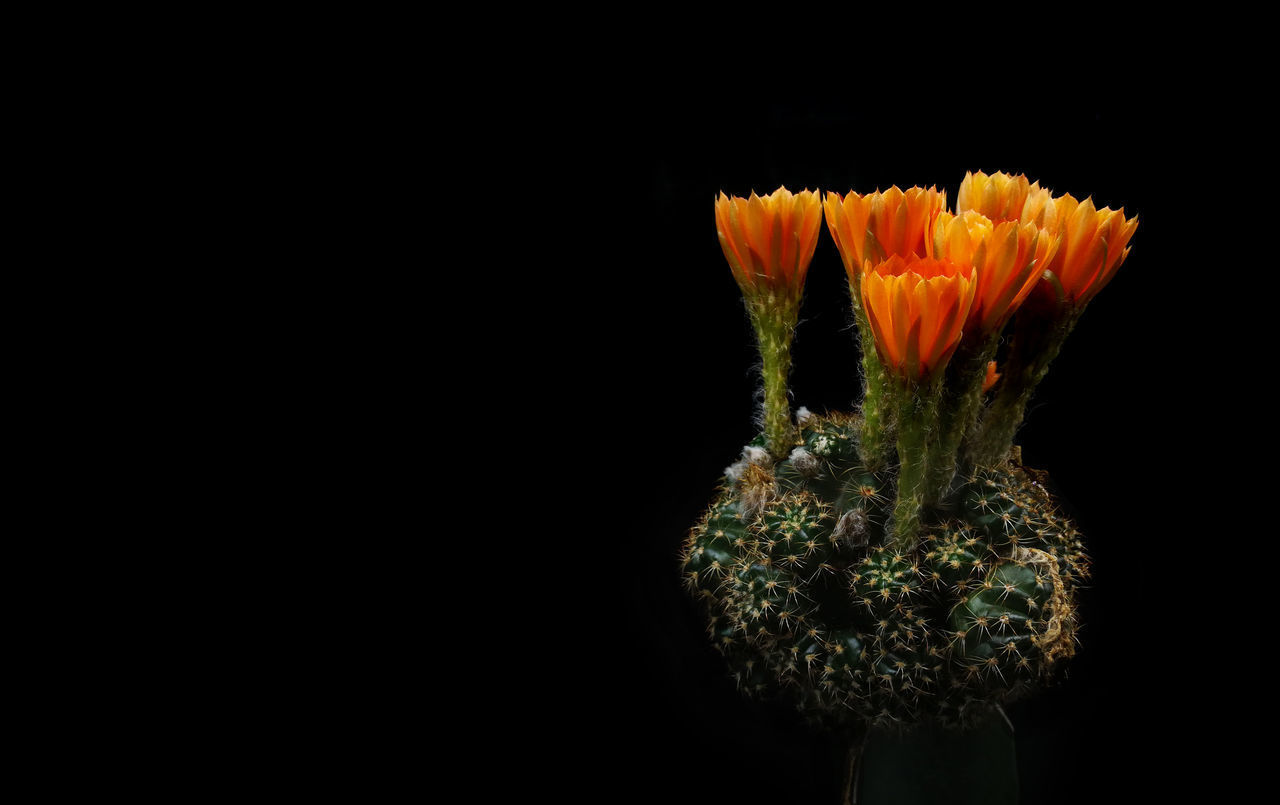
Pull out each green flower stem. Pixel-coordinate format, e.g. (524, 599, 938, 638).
(746, 298, 799, 460)
(849, 281, 893, 471)
(970, 305, 1081, 468)
(928, 336, 1000, 499)
(890, 377, 941, 553)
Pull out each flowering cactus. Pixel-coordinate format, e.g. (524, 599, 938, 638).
(714, 187, 823, 459)
(684, 173, 1137, 804)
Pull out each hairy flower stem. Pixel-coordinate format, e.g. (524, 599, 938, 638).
(850, 281, 892, 470)
(928, 337, 1000, 497)
(747, 299, 798, 460)
(890, 379, 941, 553)
(970, 305, 1081, 467)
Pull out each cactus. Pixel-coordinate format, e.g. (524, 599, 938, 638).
(693, 176, 1137, 803)
(682, 416, 1086, 731)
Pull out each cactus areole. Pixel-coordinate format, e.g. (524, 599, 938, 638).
(686, 175, 1137, 803)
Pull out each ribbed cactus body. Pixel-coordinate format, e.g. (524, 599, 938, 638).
(683, 413, 1086, 730)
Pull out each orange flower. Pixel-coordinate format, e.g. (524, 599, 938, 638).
(957, 170, 1033, 224)
(958, 169, 1064, 231)
(927, 209, 993, 268)
(1020, 182, 1059, 229)
(928, 210, 1060, 334)
(715, 186, 823, 299)
(823, 186, 946, 285)
(1036, 194, 1139, 306)
(982, 361, 1001, 393)
(860, 255, 976, 382)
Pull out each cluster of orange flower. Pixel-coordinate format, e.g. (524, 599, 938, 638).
(714, 172, 1138, 385)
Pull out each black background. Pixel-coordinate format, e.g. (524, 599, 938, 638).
(551, 87, 1251, 802)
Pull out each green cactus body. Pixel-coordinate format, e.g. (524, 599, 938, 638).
(682, 413, 1086, 731)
